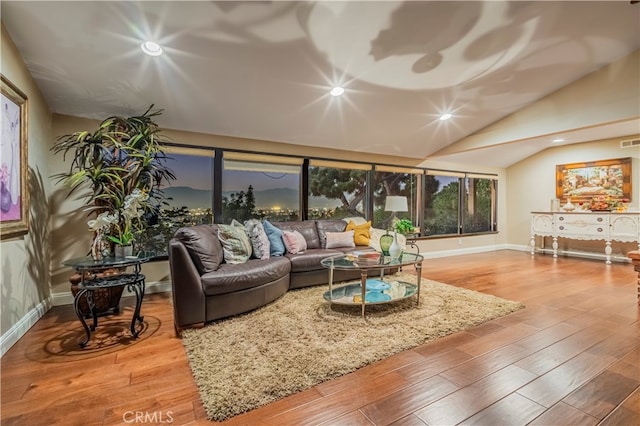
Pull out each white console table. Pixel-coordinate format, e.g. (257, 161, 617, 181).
(530, 211, 640, 264)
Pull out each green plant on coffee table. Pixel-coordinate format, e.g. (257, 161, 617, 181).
(394, 218, 414, 235)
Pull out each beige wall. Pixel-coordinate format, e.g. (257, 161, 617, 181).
(506, 137, 640, 257)
(0, 24, 52, 343)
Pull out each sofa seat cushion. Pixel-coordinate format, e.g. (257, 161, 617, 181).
(201, 257, 291, 296)
(285, 248, 343, 273)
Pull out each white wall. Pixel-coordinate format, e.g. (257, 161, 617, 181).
(0, 24, 53, 355)
(507, 137, 640, 257)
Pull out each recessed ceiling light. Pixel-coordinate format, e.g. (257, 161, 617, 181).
(330, 87, 345, 96)
(552, 138, 565, 143)
(141, 41, 163, 56)
(439, 113, 452, 121)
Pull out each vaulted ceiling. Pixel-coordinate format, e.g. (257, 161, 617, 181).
(2, 1, 639, 167)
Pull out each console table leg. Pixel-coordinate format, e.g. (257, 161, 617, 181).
(530, 236, 535, 255)
(605, 241, 612, 265)
(552, 237, 558, 258)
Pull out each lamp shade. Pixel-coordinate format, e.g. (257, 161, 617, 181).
(384, 196, 408, 212)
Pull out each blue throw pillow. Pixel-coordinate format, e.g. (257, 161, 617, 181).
(262, 220, 285, 256)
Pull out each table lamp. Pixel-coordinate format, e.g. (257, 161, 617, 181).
(380, 196, 408, 257)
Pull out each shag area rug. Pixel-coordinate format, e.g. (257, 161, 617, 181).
(181, 273, 523, 421)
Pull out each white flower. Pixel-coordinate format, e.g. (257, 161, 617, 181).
(87, 211, 118, 231)
(123, 189, 149, 218)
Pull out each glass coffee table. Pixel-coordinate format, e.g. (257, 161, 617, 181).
(320, 251, 423, 317)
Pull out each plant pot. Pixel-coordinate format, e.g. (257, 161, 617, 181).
(69, 270, 125, 317)
(115, 244, 133, 258)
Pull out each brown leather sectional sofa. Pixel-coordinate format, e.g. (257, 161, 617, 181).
(168, 219, 372, 333)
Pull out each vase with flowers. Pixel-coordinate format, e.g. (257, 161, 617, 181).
(52, 105, 175, 260)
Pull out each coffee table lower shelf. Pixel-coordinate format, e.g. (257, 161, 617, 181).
(323, 278, 419, 316)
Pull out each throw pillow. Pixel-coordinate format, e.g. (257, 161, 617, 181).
(325, 230, 356, 249)
(346, 220, 371, 246)
(262, 220, 286, 256)
(282, 230, 308, 254)
(217, 219, 252, 264)
(244, 219, 270, 260)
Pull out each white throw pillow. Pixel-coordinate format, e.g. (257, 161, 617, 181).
(325, 230, 356, 249)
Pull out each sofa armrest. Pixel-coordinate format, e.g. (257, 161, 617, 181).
(168, 239, 206, 330)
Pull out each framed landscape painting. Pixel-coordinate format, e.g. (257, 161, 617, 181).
(0, 74, 29, 240)
(556, 157, 631, 203)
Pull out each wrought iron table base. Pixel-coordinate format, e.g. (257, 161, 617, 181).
(73, 274, 146, 348)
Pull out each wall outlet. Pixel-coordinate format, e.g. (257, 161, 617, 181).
(458, 238, 462, 245)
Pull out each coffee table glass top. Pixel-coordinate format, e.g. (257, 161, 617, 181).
(323, 278, 418, 305)
(320, 251, 423, 270)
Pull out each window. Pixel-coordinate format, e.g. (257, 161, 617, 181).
(463, 175, 497, 233)
(159, 146, 498, 241)
(423, 172, 464, 236)
(222, 153, 302, 223)
(141, 148, 214, 254)
(373, 166, 421, 231)
(308, 160, 370, 220)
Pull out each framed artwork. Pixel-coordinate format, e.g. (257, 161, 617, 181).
(556, 157, 631, 203)
(0, 74, 29, 240)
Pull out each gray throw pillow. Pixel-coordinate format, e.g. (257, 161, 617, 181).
(244, 219, 271, 260)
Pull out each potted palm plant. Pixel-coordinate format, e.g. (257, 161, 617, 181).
(52, 105, 175, 259)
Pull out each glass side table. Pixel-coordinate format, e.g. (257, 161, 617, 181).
(62, 252, 154, 347)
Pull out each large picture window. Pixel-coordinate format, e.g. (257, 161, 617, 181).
(423, 172, 464, 236)
(463, 175, 497, 233)
(222, 153, 302, 223)
(308, 160, 369, 220)
(373, 166, 421, 231)
(157, 146, 498, 249)
(141, 148, 214, 254)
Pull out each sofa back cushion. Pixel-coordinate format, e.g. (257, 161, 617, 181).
(217, 219, 253, 264)
(263, 220, 286, 256)
(273, 221, 320, 249)
(173, 224, 224, 274)
(316, 220, 348, 248)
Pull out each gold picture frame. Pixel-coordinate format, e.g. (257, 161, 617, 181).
(556, 157, 631, 203)
(0, 74, 29, 240)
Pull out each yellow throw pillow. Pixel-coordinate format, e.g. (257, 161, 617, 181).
(346, 220, 371, 246)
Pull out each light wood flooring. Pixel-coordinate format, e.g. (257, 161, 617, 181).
(1, 250, 639, 425)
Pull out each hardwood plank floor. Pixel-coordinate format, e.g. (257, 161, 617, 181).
(1, 250, 638, 425)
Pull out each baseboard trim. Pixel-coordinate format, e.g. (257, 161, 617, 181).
(419, 244, 511, 259)
(1, 296, 52, 357)
(508, 243, 631, 263)
(51, 280, 173, 306)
